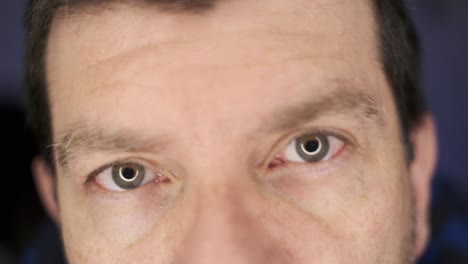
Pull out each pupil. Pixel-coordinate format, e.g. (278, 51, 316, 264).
(304, 139, 320, 153)
(121, 167, 137, 180)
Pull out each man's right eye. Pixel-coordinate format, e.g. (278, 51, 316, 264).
(94, 161, 166, 191)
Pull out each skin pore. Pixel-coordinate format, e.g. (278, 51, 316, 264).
(35, 0, 437, 263)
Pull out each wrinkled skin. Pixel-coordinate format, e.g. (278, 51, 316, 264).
(34, 0, 437, 263)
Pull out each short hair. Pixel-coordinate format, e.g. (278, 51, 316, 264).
(24, 0, 426, 166)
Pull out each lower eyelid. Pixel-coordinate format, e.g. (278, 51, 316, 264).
(92, 161, 162, 191)
(271, 143, 353, 177)
(266, 129, 353, 174)
(283, 135, 345, 164)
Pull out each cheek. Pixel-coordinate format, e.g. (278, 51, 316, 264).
(263, 151, 414, 263)
(56, 179, 179, 263)
(350, 142, 415, 262)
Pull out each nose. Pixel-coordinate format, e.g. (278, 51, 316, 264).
(174, 180, 290, 264)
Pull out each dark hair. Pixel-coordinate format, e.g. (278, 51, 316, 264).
(25, 0, 426, 166)
(372, 0, 426, 161)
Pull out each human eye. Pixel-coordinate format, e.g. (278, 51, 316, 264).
(268, 130, 349, 169)
(285, 132, 345, 163)
(93, 161, 167, 192)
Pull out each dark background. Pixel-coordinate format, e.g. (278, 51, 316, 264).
(1, 0, 467, 263)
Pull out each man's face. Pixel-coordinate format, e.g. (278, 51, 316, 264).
(44, 0, 431, 263)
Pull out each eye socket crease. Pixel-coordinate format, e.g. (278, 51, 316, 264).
(51, 81, 384, 177)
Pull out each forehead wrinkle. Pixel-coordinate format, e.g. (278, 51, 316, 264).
(52, 122, 169, 174)
(81, 31, 327, 72)
(64, 22, 350, 86)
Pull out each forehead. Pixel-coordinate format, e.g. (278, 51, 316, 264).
(48, 0, 378, 71)
(47, 0, 390, 136)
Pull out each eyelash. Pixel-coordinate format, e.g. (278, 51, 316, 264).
(84, 129, 354, 192)
(85, 159, 162, 184)
(82, 159, 175, 202)
(265, 128, 354, 171)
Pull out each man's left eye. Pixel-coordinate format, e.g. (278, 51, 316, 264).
(283, 132, 345, 163)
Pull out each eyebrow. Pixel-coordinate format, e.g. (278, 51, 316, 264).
(52, 82, 384, 173)
(263, 85, 384, 133)
(52, 125, 170, 173)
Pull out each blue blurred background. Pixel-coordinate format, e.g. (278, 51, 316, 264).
(1, 0, 467, 263)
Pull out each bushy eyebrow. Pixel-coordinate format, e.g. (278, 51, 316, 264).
(52, 81, 384, 174)
(52, 124, 170, 173)
(264, 86, 384, 133)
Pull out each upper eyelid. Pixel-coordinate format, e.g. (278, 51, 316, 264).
(283, 130, 351, 160)
(86, 158, 158, 184)
(284, 128, 355, 152)
(260, 128, 355, 170)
